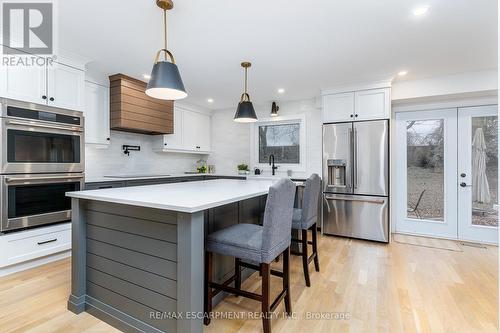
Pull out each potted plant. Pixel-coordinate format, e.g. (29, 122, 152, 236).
(237, 164, 249, 175)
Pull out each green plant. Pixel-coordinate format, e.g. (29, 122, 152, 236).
(237, 164, 249, 171)
(197, 165, 207, 173)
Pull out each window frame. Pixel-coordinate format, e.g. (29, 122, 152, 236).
(250, 114, 306, 173)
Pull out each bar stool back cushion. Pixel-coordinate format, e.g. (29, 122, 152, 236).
(292, 173, 321, 230)
(261, 178, 296, 263)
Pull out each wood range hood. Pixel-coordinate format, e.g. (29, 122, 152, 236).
(109, 74, 173, 135)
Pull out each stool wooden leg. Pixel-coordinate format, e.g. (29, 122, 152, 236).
(235, 258, 241, 291)
(311, 223, 320, 272)
(204, 251, 213, 326)
(283, 247, 292, 315)
(301, 229, 311, 287)
(261, 263, 271, 333)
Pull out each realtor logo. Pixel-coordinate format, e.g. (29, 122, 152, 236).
(2, 2, 53, 54)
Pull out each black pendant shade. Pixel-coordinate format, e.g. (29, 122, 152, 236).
(146, 60, 187, 100)
(234, 62, 257, 123)
(145, 0, 187, 101)
(234, 101, 257, 123)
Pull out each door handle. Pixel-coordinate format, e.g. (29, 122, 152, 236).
(460, 182, 472, 188)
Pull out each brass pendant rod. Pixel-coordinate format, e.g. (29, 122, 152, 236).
(244, 67, 248, 95)
(163, 9, 167, 51)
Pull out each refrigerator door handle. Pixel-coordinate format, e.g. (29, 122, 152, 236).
(348, 127, 353, 190)
(353, 127, 358, 189)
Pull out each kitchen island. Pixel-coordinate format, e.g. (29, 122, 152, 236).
(66, 179, 277, 333)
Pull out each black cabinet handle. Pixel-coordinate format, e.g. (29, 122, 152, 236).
(196, 146, 201, 149)
(107, 137, 110, 141)
(355, 114, 359, 117)
(37, 238, 57, 245)
(164, 143, 167, 146)
(98, 185, 113, 189)
(42, 95, 47, 100)
(49, 97, 55, 101)
(350, 114, 354, 118)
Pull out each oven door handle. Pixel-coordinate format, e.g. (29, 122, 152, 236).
(6, 119, 83, 132)
(5, 175, 84, 183)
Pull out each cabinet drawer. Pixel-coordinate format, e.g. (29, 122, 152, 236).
(1, 226, 71, 267)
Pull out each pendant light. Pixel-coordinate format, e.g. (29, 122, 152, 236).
(145, 0, 187, 100)
(270, 101, 279, 117)
(234, 62, 258, 123)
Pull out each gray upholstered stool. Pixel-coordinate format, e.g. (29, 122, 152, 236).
(204, 178, 296, 333)
(291, 173, 321, 287)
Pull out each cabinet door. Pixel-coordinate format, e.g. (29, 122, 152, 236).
(354, 88, 390, 121)
(48, 63, 85, 110)
(0, 64, 47, 104)
(163, 107, 183, 149)
(197, 113, 211, 151)
(322, 92, 355, 123)
(182, 110, 203, 151)
(84, 81, 110, 145)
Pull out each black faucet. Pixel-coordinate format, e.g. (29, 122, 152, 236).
(269, 154, 279, 176)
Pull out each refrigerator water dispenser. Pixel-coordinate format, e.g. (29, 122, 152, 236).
(327, 159, 347, 188)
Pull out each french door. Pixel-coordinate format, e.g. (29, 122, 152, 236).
(395, 105, 498, 244)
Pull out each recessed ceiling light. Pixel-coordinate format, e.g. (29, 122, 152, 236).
(398, 70, 408, 76)
(207, 98, 214, 103)
(412, 6, 429, 16)
(143, 74, 151, 80)
(278, 88, 285, 94)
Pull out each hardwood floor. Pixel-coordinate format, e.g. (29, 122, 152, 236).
(0, 234, 497, 333)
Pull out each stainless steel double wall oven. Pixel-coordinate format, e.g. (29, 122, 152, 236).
(0, 99, 84, 232)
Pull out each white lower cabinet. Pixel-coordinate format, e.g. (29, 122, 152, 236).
(156, 107, 212, 154)
(0, 223, 71, 272)
(84, 81, 110, 146)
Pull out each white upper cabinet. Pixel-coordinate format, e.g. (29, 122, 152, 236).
(0, 65, 47, 104)
(162, 107, 183, 150)
(354, 88, 390, 121)
(322, 86, 391, 123)
(182, 109, 211, 152)
(322, 92, 355, 123)
(48, 63, 85, 111)
(156, 107, 212, 154)
(84, 81, 110, 146)
(0, 54, 85, 111)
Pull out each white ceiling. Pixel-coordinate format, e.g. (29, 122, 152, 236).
(58, 0, 497, 109)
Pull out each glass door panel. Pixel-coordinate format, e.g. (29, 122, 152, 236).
(458, 106, 498, 244)
(395, 109, 457, 238)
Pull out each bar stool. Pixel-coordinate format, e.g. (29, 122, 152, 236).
(291, 173, 321, 287)
(204, 179, 296, 333)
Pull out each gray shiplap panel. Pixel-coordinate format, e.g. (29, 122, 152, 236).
(86, 210, 177, 243)
(87, 281, 176, 333)
(87, 239, 177, 280)
(87, 267, 176, 311)
(87, 253, 177, 298)
(87, 225, 177, 261)
(86, 201, 177, 224)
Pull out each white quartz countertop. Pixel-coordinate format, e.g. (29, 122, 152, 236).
(67, 179, 278, 213)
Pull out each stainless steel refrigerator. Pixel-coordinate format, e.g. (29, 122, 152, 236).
(322, 120, 389, 242)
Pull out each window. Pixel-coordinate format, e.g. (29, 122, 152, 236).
(259, 123, 300, 164)
(252, 115, 306, 172)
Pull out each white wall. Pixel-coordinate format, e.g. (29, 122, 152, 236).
(85, 130, 202, 180)
(392, 70, 497, 101)
(208, 98, 322, 178)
